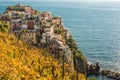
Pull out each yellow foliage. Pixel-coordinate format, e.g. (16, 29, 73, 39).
(0, 33, 86, 80)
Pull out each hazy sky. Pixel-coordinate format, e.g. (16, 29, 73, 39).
(83, 0, 120, 1)
(39, 0, 120, 1)
(7, 0, 120, 1)
(59, 0, 120, 1)
(0, 0, 120, 2)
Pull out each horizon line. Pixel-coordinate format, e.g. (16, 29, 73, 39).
(0, 0, 120, 2)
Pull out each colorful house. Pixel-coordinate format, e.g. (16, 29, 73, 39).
(20, 30, 37, 44)
(25, 13, 32, 19)
(27, 20, 35, 30)
(25, 7, 35, 14)
(51, 16, 62, 25)
(10, 19, 22, 31)
(0, 14, 10, 21)
(0, 14, 10, 27)
(41, 32, 54, 43)
(40, 12, 51, 19)
(42, 22, 54, 33)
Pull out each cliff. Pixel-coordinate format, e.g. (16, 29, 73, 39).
(0, 4, 87, 80)
(0, 20, 86, 80)
(0, 32, 86, 80)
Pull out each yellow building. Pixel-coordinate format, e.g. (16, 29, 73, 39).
(51, 16, 62, 25)
(20, 30, 37, 44)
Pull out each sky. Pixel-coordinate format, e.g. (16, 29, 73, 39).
(0, 0, 120, 2)
(58, 0, 120, 1)
(35, 0, 120, 1)
(83, 0, 120, 1)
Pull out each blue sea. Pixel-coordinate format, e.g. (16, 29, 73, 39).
(0, 1, 120, 73)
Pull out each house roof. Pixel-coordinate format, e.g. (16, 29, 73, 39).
(53, 34, 62, 40)
(0, 14, 9, 16)
(41, 11, 51, 14)
(26, 13, 31, 15)
(20, 29, 37, 33)
(45, 22, 51, 26)
(42, 22, 55, 28)
(50, 40, 61, 47)
(59, 45, 69, 50)
(52, 16, 61, 19)
(11, 19, 21, 23)
(42, 24, 51, 28)
(22, 24, 27, 29)
(50, 37, 65, 47)
(25, 7, 34, 13)
(43, 32, 54, 37)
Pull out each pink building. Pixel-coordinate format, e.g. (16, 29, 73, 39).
(40, 12, 51, 19)
(25, 7, 35, 14)
(10, 19, 22, 31)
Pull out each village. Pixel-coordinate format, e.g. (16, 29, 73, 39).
(0, 4, 73, 68)
(1, 4, 120, 80)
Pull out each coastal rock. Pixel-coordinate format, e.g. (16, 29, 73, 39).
(87, 63, 120, 80)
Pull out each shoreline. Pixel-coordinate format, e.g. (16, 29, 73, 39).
(87, 62, 120, 80)
(88, 75, 114, 80)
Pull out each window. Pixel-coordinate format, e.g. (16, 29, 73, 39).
(49, 40, 50, 42)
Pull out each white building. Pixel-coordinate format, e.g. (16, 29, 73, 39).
(41, 32, 54, 43)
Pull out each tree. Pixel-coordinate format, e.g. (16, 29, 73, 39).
(0, 22, 9, 32)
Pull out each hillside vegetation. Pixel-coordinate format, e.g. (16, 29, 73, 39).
(0, 22, 9, 32)
(0, 32, 86, 80)
(54, 26, 87, 73)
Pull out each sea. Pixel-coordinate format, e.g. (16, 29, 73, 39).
(0, 0, 120, 75)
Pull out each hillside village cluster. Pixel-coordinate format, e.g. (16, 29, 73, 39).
(1, 4, 120, 80)
(0, 4, 73, 67)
